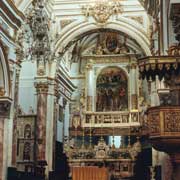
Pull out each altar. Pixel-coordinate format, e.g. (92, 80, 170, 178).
(65, 33, 142, 180)
(72, 166, 108, 180)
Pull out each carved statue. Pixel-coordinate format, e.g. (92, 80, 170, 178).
(17, 105, 24, 115)
(0, 87, 5, 96)
(167, 44, 180, 56)
(96, 45, 104, 55)
(94, 137, 109, 158)
(28, 106, 34, 114)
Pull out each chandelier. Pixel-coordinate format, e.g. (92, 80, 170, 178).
(26, 0, 51, 62)
(82, 0, 123, 24)
(15, 0, 55, 75)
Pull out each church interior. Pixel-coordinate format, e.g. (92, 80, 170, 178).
(0, 0, 180, 180)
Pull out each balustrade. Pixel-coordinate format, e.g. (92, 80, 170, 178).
(83, 111, 140, 128)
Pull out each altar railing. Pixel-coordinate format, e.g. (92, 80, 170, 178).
(83, 111, 140, 128)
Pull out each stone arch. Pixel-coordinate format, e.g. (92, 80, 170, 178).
(96, 65, 129, 81)
(0, 40, 11, 97)
(55, 18, 151, 56)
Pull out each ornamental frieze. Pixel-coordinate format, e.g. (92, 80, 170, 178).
(83, 54, 135, 64)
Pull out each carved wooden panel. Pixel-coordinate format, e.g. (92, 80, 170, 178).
(148, 110, 160, 134)
(164, 112, 180, 132)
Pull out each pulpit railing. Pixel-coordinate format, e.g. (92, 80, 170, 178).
(147, 106, 180, 153)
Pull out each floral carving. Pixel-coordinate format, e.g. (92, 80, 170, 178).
(148, 111, 160, 134)
(164, 112, 180, 132)
(82, 1, 123, 24)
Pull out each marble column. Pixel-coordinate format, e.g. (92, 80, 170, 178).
(35, 79, 58, 177)
(11, 66, 21, 166)
(86, 62, 94, 111)
(35, 82, 49, 161)
(45, 80, 57, 173)
(0, 119, 4, 180)
(64, 101, 70, 137)
(0, 101, 11, 180)
(130, 64, 138, 110)
(62, 99, 67, 142)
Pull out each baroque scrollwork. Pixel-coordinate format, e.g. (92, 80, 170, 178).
(82, 0, 123, 24)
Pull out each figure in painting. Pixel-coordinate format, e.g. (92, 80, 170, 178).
(96, 67, 128, 112)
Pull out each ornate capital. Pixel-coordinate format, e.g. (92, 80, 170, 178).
(130, 63, 137, 69)
(86, 62, 93, 70)
(35, 83, 49, 94)
(0, 98, 11, 118)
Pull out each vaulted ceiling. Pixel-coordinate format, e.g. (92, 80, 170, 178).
(14, 0, 145, 14)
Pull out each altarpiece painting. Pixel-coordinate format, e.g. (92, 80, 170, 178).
(96, 67, 128, 111)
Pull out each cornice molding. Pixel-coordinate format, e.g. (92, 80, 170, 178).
(4, 0, 25, 20)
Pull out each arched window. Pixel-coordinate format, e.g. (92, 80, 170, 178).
(96, 66, 128, 112)
(24, 124, 31, 138)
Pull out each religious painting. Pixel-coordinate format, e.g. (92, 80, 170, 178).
(96, 67, 128, 112)
(102, 33, 121, 54)
(106, 35, 118, 52)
